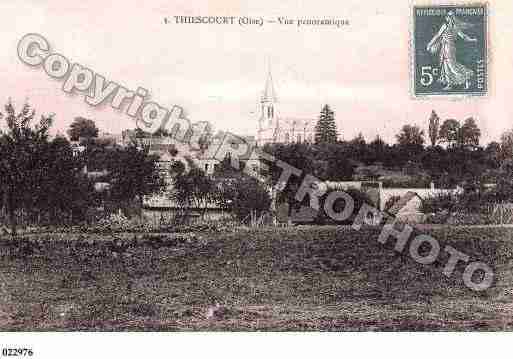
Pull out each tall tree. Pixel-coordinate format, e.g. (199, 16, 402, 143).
(395, 125, 425, 163)
(263, 142, 317, 216)
(351, 132, 366, 146)
(0, 101, 52, 234)
(38, 136, 95, 223)
(314, 104, 338, 144)
(500, 129, 513, 160)
(428, 110, 440, 147)
(485, 141, 501, 169)
(212, 157, 271, 221)
(172, 159, 215, 218)
(369, 135, 388, 164)
(439, 119, 461, 147)
(67, 117, 99, 141)
(396, 124, 425, 147)
(106, 143, 164, 214)
(348, 132, 368, 162)
(460, 117, 481, 147)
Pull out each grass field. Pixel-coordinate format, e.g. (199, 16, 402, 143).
(1, 225, 513, 331)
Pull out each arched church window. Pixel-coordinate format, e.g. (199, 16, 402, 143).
(285, 133, 290, 143)
(297, 134, 301, 143)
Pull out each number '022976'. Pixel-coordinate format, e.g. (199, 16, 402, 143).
(1, 348, 34, 357)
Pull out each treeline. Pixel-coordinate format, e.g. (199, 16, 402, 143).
(0, 102, 162, 234)
(265, 110, 512, 191)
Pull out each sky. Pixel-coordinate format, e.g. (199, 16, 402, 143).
(0, 0, 512, 144)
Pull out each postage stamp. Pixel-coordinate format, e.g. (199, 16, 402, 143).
(413, 4, 488, 96)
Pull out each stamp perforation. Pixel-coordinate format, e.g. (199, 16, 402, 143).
(410, 2, 489, 99)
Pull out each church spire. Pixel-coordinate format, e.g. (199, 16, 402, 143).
(262, 62, 277, 102)
(259, 60, 278, 135)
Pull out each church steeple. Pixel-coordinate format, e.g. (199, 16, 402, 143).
(260, 63, 277, 127)
(257, 62, 279, 146)
(262, 66, 277, 103)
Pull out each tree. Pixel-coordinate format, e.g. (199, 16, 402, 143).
(67, 117, 99, 141)
(229, 177, 271, 221)
(439, 119, 461, 147)
(484, 141, 501, 169)
(314, 104, 338, 144)
(350, 132, 366, 146)
(367, 135, 388, 164)
(213, 160, 271, 221)
(494, 159, 513, 201)
(438, 118, 481, 148)
(0, 101, 53, 234)
(106, 143, 164, 214)
(347, 133, 368, 163)
(500, 129, 513, 160)
(428, 110, 440, 147)
(396, 124, 425, 147)
(315, 143, 356, 181)
(172, 160, 215, 218)
(263, 142, 317, 216)
(460, 117, 481, 147)
(37, 136, 96, 223)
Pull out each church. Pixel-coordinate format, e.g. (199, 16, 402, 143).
(256, 69, 316, 146)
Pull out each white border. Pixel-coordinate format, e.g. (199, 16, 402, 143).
(0, 332, 511, 359)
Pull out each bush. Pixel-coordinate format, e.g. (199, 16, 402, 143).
(422, 190, 513, 225)
(314, 187, 373, 225)
(92, 213, 154, 233)
(84, 212, 240, 233)
(215, 176, 271, 221)
(445, 212, 483, 226)
(425, 210, 450, 224)
(420, 192, 459, 214)
(481, 203, 513, 225)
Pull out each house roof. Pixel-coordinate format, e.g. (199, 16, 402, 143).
(197, 133, 260, 161)
(387, 191, 423, 216)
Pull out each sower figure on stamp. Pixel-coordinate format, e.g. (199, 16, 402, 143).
(426, 11, 477, 90)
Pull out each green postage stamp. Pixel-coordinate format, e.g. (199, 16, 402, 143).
(413, 4, 488, 96)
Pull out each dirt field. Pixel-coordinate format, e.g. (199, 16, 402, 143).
(0, 226, 512, 331)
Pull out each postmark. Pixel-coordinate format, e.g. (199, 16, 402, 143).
(413, 4, 488, 96)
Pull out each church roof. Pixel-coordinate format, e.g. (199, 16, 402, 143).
(276, 117, 316, 129)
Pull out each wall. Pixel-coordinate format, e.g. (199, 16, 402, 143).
(142, 208, 232, 224)
(379, 188, 455, 211)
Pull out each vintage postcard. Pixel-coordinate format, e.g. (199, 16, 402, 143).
(0, 0, 512, 357)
